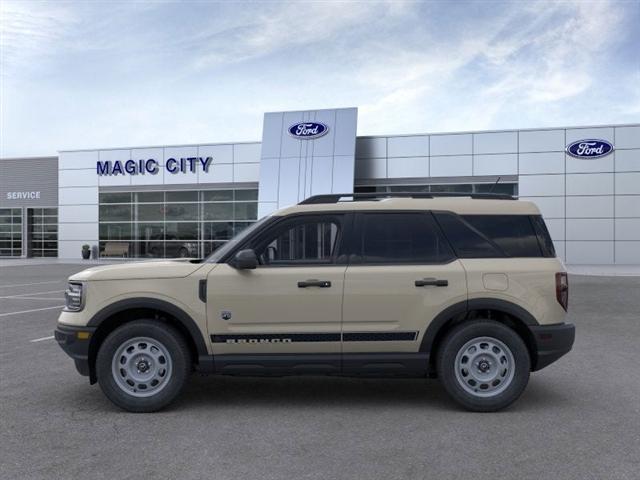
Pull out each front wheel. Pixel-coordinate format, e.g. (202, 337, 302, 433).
(96, 320, 191, 412)
(437, 320, 530, 412)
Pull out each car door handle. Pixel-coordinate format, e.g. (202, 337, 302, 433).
(415, 278, 448, 287)
(298, 279, 332, 288)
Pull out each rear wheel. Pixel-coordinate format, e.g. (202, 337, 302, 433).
(96, 320, 191, 412)
(437, 320, 530, 412)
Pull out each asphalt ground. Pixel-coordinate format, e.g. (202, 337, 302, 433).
(1, 263, 639, 480)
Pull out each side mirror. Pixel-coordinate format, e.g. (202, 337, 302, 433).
(231, 249, 258, 270)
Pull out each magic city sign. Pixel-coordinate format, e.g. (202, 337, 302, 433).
(96, 157, 213, 176)
(566, 139, 614, 159)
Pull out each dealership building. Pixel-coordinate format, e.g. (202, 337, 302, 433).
(1, 107, 639, 265)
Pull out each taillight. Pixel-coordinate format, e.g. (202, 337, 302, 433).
(555, 272, 569, 311)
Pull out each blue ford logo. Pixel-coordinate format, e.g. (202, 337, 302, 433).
(288, 122, 329, 139)
(566, 139, 614, 159)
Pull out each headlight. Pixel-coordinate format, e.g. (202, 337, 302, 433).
(64, 282, 85, 311)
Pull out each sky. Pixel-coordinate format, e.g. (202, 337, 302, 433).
(1, 0, 639, 157)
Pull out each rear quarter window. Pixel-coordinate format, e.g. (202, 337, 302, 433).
(530, 215, 556, 257)
(462, 215, 543, 257)
(434, 213, 552, 258)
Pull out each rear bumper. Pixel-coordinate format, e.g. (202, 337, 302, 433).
(54, 324, 96, 377)
(530, 322, 575, 371)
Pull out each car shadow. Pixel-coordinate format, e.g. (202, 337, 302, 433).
(70, 373, 572, 415)
(165, 374, 571, 414)
(175, 375, 453, 411)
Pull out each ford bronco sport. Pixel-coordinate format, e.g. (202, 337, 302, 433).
(55, 193, 575, 412)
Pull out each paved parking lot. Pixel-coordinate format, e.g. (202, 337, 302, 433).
(1, 262, 639, 480)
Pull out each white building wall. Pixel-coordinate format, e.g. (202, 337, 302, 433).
(57, 122, 639, 265)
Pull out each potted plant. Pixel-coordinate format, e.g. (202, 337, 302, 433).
(81, 244, 91, 260)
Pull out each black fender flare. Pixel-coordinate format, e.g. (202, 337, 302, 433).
(87, 297, 209, 357)
(419, 298, 539, 353)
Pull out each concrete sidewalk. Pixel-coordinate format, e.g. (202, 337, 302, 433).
(0, 257, 161, 267)
(566, 264, 640, 276)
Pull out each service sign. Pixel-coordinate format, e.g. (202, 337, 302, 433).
(6, 191, 40, 200)
(288, 122, 329, 139)
(566, 139, 614, 159)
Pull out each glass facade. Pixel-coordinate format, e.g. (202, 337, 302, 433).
(0, 208, 22, 257)
(28, 208, 58, 257)
(98, 188, 258, 258)
(354, 182, 518, 196)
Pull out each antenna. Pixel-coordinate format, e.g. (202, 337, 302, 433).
(489, 176, 502, 193)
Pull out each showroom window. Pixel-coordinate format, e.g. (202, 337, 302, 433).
(28, 208, 58, 257)
(354, 182, 518, 196)
(98, 189, 258, 258)
(0, 208, 22, 257)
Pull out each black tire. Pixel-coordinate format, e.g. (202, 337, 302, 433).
(436, 320, 530, 412)
(178, 247, 189, 258)
(96, 320, 191, 413)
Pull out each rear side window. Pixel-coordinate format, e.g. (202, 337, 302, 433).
(357, 213, 454, 264)
(433, 213, 503, 258)
(462, 215, 542, 257)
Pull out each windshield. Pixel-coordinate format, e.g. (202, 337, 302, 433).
(205, 216, 271, 263)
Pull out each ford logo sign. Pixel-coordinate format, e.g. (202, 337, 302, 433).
(566, 139, 614, 159)
(288, 122, 329, 139)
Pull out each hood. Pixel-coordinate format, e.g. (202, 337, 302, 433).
(69, 259, 203, 281)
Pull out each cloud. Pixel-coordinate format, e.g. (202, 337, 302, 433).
(0, 1, 77, 72)
(357, 0, 635, 134)
(0, 0, 637, 157)
(485, 0, 623, 100)
(188, 1, 409, 70)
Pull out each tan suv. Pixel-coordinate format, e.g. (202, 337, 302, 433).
(55, 193, 575, 412)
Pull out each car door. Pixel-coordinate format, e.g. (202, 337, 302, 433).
(341, 211, 467, 371)
(206, 213, 348, 371)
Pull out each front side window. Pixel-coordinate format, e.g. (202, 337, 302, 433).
(206, 216, 270, 263)
(357, 213, 454, 264)
(254, 216, 342, 266)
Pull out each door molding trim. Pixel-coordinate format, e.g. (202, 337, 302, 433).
(210, 331, 419, 344)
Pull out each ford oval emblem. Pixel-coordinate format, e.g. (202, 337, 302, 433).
(288, 122, 329, 139)
(566, 139, 614, 159)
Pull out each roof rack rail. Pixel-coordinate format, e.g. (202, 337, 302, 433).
(298, 192, 516, 205)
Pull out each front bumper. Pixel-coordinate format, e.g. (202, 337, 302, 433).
(530, 322, 576, 371)
(54, 324, 96, 377)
